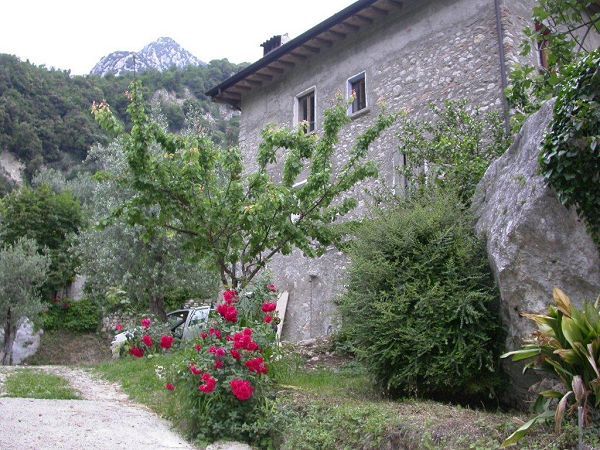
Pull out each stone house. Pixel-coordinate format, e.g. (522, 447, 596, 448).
(207, 0, 538, 341)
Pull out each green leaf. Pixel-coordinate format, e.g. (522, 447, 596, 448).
(501, 411, 553, 448)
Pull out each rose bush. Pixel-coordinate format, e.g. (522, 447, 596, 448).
(165, 283, 280, 445)
(115, 317, 175, 358)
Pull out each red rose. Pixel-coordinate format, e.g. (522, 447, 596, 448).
(160, 335, 174, 350)
(217, 304, 238, 323)
(215, 347, 227, 358)
(230, 349, 241, 360)
(223, 289, 238, 304)
(195, 344, 203, 352)
(199, 373, 217, 394)
(262, 302, 277, 313)
(245, 357, 268, 375)
(165, 383, 175, 391)
(230, 379, 254, 401)
(264, 315, 273, 324)
(266, 284, 277, 292)
(115, 324, 124, 332)
(200, 332, 208, 340)
(243, 328, 253, 336)
(214, 360, 224, 369)
(141, 318, 151, 329)
(129, 347, 144, 358)
(233, 331, 260, 352)
(189, 364, 202, 376)
(142, 335, 153, 347)
(209, 328, 222, 340)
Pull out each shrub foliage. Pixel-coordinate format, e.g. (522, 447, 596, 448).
(338, 190, 503, 400)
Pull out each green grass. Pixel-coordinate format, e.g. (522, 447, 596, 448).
(94, 352, 595, 450)
(5, 370, 80, 400)
(95, 354, 172, 416)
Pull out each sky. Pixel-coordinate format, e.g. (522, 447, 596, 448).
(0, 0, 356, 75)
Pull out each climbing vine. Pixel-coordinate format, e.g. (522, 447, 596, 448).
(540, 50, 600, 245)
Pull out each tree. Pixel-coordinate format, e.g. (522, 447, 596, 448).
(397, 100, 508, 204)
(506, 0, 600, 130)
(93, 81, 395, 289)
(73, 141, 219, 318)
(0, 184, 83, 299)
(0, 238, 49, 365)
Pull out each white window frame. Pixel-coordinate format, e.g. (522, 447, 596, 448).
(346, 71, 367, 115)
(293, 86, 317, 133)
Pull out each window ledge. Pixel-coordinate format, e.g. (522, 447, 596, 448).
(348, 107, 370, 120)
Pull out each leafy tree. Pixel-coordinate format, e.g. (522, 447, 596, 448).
(0, 238, 49, 365)
(398, 100, 508, 204)
(506, 0, 599, 130)
(0, 184, 83, 298)
(73, 142, 219, 318)
(93, 81, 395, 289)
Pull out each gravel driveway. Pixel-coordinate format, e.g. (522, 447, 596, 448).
(0, 365, 195, 450)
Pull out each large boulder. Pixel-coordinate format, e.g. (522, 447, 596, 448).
(472, 100, 600, 402)
(0, 319, 42, 364)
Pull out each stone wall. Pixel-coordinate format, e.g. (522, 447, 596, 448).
(238, 0, 530, 341)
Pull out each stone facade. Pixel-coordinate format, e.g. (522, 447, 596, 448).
(234, 0, 535, 341)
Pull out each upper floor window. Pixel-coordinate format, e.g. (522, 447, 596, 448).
(296, 88, 316, 133)
(347, 72, 367, 114)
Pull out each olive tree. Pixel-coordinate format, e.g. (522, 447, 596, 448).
(0, 238, 49, 365)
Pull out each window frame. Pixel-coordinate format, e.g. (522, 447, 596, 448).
(294, 86, 317, 133)
(346, 71, 368, 115)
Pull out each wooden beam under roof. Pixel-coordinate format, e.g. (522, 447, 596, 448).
(378, 0, 403, 8)
(264, 65, 284, 74)
(273, 60, 295, 68)
(288, 51, 308, 61)
(252, 72, 273, 81)
(301, 44, 320, 53)
(312, 36, 333, 47)
(229, 84, 251, 92)
(369, 4, 390, 15)
(241, 79, 262, 87)
(325, 29, 346, 39)
(338, 21, 360, 32)
(220, 90, 241, 101)
(353, 14, 374, 25)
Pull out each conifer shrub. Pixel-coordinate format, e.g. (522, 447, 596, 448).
(338, 189, 503, 401)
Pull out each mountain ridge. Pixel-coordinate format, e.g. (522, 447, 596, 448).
(91, 37, 205, 77)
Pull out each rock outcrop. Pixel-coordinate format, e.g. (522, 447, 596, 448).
(0, 319, 42, 365)
(90, 37, 205, 77)
(472, 100, 600, 401)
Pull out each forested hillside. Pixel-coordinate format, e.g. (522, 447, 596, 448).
(0, 54, 243, 184)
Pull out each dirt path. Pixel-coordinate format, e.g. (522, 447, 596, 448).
(0, 365, 196, 450)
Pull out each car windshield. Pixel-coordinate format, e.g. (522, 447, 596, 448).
(167, 311, 188, 331)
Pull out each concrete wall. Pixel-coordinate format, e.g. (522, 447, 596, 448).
(238, 0, 530, 341)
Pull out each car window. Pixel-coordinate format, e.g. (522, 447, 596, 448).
(189, 308, 210, 327)
(167, 311, 189, 339)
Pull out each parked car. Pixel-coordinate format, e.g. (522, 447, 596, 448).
(111, 306, 212, 357)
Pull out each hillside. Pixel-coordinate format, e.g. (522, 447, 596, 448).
(0, 54, 243, 189)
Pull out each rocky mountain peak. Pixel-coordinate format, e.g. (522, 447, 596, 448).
(90, 37, 205, 77)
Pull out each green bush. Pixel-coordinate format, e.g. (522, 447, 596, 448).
(43, 298, 101, 333)
(338, 189, 503, 401)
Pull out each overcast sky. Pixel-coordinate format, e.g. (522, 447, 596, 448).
(0, 0, 356, 75)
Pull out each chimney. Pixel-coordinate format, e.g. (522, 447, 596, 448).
(260, 33, 289, 56)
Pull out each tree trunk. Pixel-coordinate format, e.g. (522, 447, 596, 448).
(150, 295, 167, 321)
(2, 308, 14, 365)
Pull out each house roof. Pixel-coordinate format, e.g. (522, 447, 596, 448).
(205, 0, 405, 109)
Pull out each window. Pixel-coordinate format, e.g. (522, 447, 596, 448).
(534, 21, 551, 70)
(347, 72, 367, 114)
(297, 90, 315, 132)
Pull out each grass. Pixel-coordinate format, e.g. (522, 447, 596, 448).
(24, 330, 112, 366)
(5, 370, 80, 400)
(94, 352, 598, 450)
(95, 354, 172, 416)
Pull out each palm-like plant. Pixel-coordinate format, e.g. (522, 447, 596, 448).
(501, 288, 600, 447)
